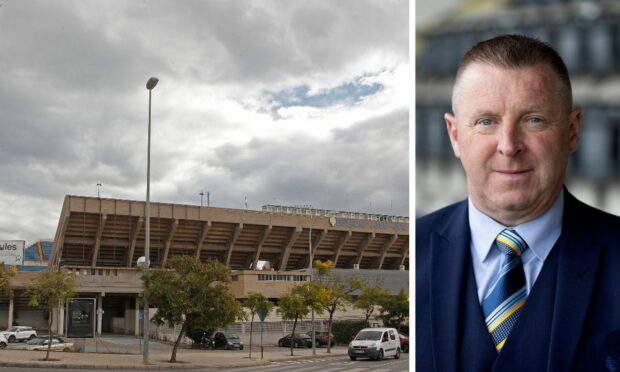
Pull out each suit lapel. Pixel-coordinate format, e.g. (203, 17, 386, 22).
(430, 201, 471, 372)
(547, 193, 601, 372)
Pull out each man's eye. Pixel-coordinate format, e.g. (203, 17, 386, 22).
(478, 118, 494, 126)
(527, 117, 543, 124)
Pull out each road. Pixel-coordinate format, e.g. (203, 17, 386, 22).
(234, 353, 410, 372)
(0, 353, 410, 372)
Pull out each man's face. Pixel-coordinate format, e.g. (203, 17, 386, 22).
(445, 63, 581, 226)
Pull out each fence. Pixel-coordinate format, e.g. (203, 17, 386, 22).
(153, 319, 349, 346)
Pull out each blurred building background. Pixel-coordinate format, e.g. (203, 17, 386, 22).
(416, 0, 620, 216)
(18, 240, 51, 272)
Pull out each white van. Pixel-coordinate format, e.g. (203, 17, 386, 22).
(348, 327, 401, 361)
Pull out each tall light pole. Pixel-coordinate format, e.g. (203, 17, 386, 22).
(309, 219, 316, 355)
(144, 76, 158, 365)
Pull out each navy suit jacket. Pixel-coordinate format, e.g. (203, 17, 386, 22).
(416, 191, 620, 372)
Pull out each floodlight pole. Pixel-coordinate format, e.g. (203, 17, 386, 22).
(144, 76, 158, 365)
(309, 224, 316, 355)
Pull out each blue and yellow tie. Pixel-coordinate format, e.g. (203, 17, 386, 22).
(481, 229, 528, 352)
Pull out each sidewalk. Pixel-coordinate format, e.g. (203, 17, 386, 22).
(0, 346, 348, 370)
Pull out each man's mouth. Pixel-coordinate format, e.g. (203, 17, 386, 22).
(494, 169, 533, 177)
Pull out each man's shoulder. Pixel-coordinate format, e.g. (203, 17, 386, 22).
(567, 193, 620, 231)
(416, 199, 468, 235)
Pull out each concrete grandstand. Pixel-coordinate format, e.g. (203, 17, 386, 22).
(1, 195, 409, 337)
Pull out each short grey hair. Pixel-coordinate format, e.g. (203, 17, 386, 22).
(452, 34, 572, 112)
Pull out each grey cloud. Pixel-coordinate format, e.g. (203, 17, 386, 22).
(210, 109, 409, 215)
(0, 0, 408, 241)
(128, 0, 408, 86)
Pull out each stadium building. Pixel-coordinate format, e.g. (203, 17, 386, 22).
(3, 195, 409, 337)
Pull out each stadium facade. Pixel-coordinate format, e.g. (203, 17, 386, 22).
(3, 195, 409, 336)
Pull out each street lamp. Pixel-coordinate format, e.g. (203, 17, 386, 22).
(144, 76, 158, 365)
(309, 218, 316, 355)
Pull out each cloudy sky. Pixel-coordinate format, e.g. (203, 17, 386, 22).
(0, 0, 409, 242)
(416, 0, 460, 29)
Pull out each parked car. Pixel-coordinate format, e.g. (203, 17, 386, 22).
(306, 331, 335, 347)
(0, 326, 37, 343)
(210, 332, 243, 350)
(348, 327, 401, 361)
(278, 333, 312, 348)
(398, 332, 409, 353)
(0, 334, 7, 349)
(25, 336, 73, 351)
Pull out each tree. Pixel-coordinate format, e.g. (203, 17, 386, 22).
(27, 269, 77, 361)
(277, 289, 310, 356)
(354, 281, 390, 327)
(314, 260, 360, 353)
(142, 256, 244, 363)
(291, 281, 329, 316)
(243, 292, 273, 359)
(377, 288, 409, 329)
(0, 263, 15, 297)
(282, 281, 329, 356)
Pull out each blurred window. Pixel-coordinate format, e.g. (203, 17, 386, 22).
(588, 23, 613, 74)
(579, 108, 612, 179)
(556, 25, 582, 73)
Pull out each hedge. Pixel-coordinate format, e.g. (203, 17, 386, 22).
(331, 320, 367, 345)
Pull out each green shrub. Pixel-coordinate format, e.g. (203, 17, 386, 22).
(331, 320, 367, 345)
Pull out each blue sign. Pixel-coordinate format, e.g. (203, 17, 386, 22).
(334, 218, 408, 232)
(258, 309, 268, 322)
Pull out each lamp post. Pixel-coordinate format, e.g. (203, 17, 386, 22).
(144, 76, 158, 365)
(309, 222, 316, 355)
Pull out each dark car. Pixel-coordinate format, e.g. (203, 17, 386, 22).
(278, 333, 312, 348)
(210, 332, 244, 350)
(306, 331, 335, 347)
(398, 332, 409, 353)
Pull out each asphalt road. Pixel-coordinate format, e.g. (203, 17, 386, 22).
(233, 353, 410, 372)
(0, 353, 410, 372)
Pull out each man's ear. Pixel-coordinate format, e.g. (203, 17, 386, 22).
(445, 112, 461, 158)
(568, 107, 582, 153)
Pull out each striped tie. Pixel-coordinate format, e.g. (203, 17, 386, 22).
(481, 229, 528, 352)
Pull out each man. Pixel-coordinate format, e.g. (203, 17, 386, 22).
(416, 35, 620, 372)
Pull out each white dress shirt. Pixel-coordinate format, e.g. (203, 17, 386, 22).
(468, 190, 564, 303)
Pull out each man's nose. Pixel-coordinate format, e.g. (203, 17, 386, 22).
(497, 124, 523, 156)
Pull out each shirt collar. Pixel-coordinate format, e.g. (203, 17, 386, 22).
(469, 190, 564, 263)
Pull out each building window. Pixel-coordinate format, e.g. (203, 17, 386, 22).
(555, 25, 582, 73)
(579, 108, 611, 179)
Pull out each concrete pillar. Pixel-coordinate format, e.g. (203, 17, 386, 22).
(7, 291, 14, 328)
(124, 298, 130, 335)
(58, 301, 65, 336)
(134, 296, 140, 336)
(96, 293, 103, 336)
(51, 308, 56, 334)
